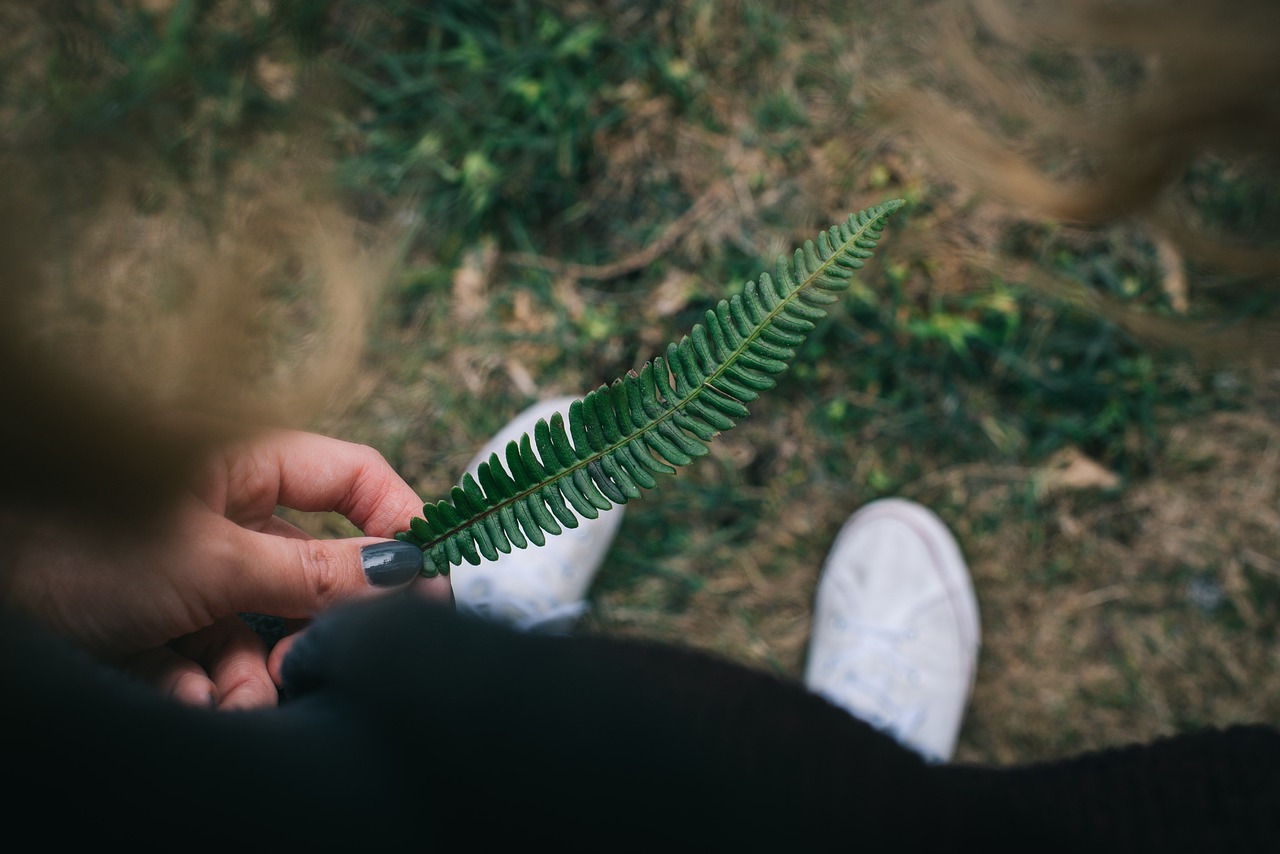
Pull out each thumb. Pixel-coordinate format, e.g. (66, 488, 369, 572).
(224, 530, 427, 618)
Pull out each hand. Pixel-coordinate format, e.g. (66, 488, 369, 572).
(4, 430, 451, 709)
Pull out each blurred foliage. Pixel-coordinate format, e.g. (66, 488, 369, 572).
(803, 265, 1216, 481)
(9, 1, 325, 176)
(335, 0, 693, 258)
(14, 0, 1272, 484)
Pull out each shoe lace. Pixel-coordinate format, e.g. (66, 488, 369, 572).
(818, 622, 921, 727)
(811, 597, 948, 758)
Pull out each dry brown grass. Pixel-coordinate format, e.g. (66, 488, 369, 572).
(312, 1, 1280, 767)
(16, 0, 1279, 769)
(314, 301, 1280, 766)
(947, 410, 1280, 762)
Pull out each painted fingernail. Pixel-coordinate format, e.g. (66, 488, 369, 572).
(360, 541, 423, 587)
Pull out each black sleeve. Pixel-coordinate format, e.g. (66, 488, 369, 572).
(6, 596, 1280, 850)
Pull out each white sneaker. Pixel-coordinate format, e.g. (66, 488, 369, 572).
(451, 396, 624, 634)
(804, 498, 981, 762)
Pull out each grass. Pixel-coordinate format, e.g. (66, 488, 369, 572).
(19, 0, 1280, 766)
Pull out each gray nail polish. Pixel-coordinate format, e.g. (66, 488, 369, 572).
(361, 541, 424, 587)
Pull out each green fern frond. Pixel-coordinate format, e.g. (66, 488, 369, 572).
(398, 199, 905, 576)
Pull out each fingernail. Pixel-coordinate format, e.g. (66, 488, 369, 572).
(360, 541, 424, 587)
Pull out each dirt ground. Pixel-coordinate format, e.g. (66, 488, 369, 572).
(576, 407, 1280, 765)
(24, 0, 1279, 770)
(295, 312, 1280, 768)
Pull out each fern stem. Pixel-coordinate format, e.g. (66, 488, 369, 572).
(401, 200, 905, 575)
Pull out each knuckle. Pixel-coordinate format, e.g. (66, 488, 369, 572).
(353, 442, 389, 470)
(298, 539, 347, 606)
(347, 444, 405, 533)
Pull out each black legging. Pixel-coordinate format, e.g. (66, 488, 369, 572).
(4, 596, 1278, 850)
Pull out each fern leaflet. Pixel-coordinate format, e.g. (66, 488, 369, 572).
(398, 199, 905, 576)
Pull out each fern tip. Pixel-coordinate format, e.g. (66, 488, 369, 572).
(875, 198, 906, 217)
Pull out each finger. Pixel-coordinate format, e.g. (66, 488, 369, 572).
(215, 523, 426, 618)
(171, 618, 278, 710)
(267, 629, 302, 686)
(123, 647, 218, 709)
(219, 431, 425, 538)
